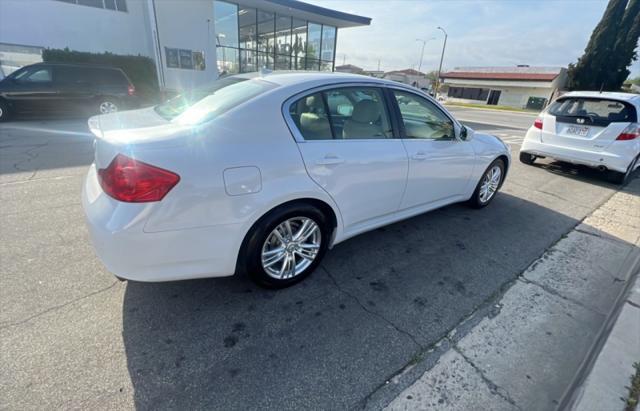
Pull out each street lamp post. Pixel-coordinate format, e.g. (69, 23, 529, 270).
(435, 26, 448, 98)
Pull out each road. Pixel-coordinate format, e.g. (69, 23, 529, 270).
(0, 111, 627, 410)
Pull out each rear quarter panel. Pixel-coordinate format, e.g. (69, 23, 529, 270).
(138, 91, 341, 238)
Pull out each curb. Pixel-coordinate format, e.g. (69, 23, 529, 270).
(560, 263, 640, 411)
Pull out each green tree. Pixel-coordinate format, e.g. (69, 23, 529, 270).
(568, 0, 640, 91)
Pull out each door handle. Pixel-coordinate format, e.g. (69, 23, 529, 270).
(316, 155, 345, 166)
(412, 151, 428, 161)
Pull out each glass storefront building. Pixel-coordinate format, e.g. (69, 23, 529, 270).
(214, 0, 338, 75)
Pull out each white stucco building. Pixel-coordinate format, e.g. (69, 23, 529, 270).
(0, 0, 370, 90)
(384, 69, 431, 90)
(440, 66, 568, 110)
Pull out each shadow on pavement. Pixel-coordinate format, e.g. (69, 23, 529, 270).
(121, 192, 603, 410)
(529, 158, 639, 192)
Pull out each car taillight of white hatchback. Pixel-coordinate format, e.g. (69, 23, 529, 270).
(616, 123, 640, 141)
(97, 154, 180, 203)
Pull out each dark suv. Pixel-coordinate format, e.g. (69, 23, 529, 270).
(0, 62, 139, 121)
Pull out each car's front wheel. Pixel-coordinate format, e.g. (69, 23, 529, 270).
(243, 204, 329, 288)
(469, 158, 505, 208)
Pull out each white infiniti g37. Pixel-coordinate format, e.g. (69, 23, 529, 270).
(82, 72, 511, 288)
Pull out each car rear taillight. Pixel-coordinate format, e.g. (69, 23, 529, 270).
(533, 118, 543, 130)
(98, 154, 180, 203)
(128, 84, 135, 96)
(616, 123, 639, 141)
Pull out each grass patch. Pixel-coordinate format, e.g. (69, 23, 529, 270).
(444, 102, 538, 113)
(626, 362, 640, 411)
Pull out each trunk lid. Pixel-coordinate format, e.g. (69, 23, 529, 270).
(88, 107, 188, 170)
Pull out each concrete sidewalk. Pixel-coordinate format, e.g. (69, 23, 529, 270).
(378, 178, 640, 411)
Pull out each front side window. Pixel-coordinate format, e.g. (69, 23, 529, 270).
(393, 90, 454, 140)
(17, 68, 52, 83)
(289, 87, 392, 140)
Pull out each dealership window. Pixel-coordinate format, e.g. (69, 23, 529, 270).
(213, 1, 336, 74)
(54, 0, 127, 12)
(292, 18, 307, 70)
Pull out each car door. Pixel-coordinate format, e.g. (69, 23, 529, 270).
(390, 89, 475, 210)
(3, 65, 57, 113)
(287, 85, 409, 231)
(54, 66, 94, 114)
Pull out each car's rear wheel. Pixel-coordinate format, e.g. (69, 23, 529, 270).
(468, 158, 505, 208)
(519, 152, 535, 165)
(0, 100, 10, 122)
(607, 155, 638, 185)
(98, 98, 119, 114)
(243, 204, 329, 288)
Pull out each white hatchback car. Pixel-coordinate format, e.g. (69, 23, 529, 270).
(520, 91, 640, 184)
(83, 72, 510, 288)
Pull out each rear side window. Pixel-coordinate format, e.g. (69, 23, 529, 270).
(548, 98, 637, 126)
(95, 69, 128, 85)
(289, 87, 392, 140)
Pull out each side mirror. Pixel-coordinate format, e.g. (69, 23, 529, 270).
(458, 125, 473, 141)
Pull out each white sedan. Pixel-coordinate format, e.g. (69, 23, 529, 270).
(520, 91, 640, 184)
(82, 72, 511, 288)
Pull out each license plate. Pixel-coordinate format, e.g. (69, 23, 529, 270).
(566, 126, 589, 137)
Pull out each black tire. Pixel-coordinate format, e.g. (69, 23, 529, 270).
(468, 158, 506, 209)
(519, 152, 535, 165)
(0, 99, 10, 122)
(607, 156, 638, 185)
(241, 203, 330, 289)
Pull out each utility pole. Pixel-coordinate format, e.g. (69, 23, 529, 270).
(416, 39, 427, 74)
(377, 59, 380, 72)
(435, 26, 448, 98)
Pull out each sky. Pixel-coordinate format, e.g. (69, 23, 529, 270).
(306, 0, 640, 78)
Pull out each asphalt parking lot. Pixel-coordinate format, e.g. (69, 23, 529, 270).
(0, 109, 630, 409)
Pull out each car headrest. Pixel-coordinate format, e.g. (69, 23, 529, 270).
(351, 100, 380, 123)
(305, 95, 324, 113)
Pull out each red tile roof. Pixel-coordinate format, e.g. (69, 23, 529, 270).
(441, 72, 558, 81)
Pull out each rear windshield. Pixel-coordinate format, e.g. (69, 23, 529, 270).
(155, 77, 276, 124)
(548, 97, 637, 126)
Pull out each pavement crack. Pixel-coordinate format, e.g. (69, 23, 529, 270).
(453, 345, 523, 410)
(0, 281, 119, 330)
(518, 277, 605, 317)
(320, 265, 423, 350)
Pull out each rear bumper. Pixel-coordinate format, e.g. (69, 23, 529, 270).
(520, 138, 634, 173)
(82, 165, 242, 282)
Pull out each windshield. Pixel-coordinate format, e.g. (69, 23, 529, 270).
(155, 77, 276, 124)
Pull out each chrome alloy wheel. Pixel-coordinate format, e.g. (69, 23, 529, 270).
(479, 165, 502, 203)
(261, 217, 321, 280)
(99, 101, 118, 114)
